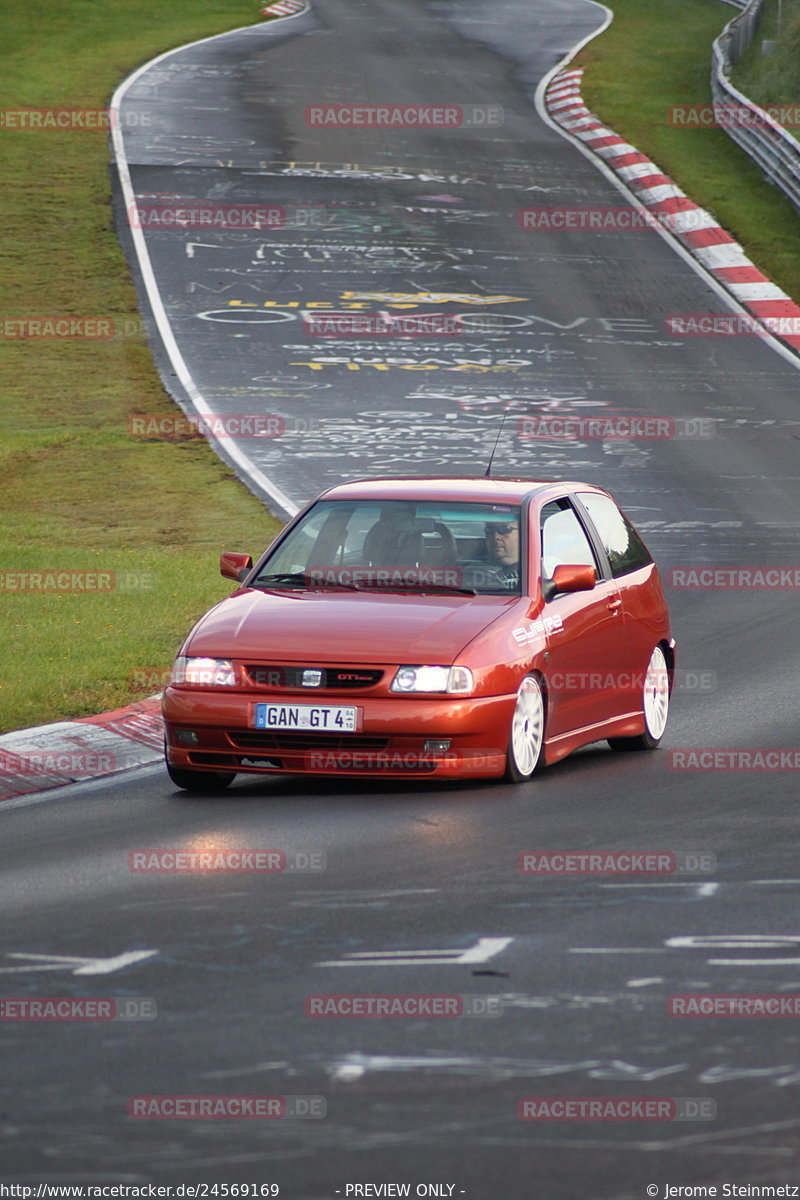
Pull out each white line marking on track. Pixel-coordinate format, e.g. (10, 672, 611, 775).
(1, 949, 158, 975)
(317, 936, 512, 968)
(600, 882, 719, 896)
(570, 948, 666, 954)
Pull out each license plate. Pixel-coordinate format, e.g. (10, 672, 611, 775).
(253, 703, 358, 732)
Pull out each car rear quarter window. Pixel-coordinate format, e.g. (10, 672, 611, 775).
(576, 492, 652, 578)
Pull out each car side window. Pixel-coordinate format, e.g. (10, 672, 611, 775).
(540, 500, 598, 579)
(576, 492, 652, 579)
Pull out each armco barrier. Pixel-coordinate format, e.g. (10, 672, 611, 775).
(712, 0, 800, 214)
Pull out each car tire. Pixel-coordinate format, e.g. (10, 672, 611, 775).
(504, 674, 545, 782)
(165, 749, 236, 792)
(608, 644, 670, 752)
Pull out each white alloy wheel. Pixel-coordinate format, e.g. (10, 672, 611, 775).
(643, 644, 670, 741)
(608, 644, 670, 752)
(505, 675, 545, 782)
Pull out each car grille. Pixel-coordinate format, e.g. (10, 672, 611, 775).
(227, 731, 390, 752)
(244, 665, 384, 690)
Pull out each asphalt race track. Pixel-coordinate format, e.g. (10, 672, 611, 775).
(4, 0, 800, 1193)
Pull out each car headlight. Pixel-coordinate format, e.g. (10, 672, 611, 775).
(390, 665, 474, 695)
(170, 656, 237, 687)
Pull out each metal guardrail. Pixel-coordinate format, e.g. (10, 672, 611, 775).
(712, 0, 800, 213)
(718, 0, 765, 61)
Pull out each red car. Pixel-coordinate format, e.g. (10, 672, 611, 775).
(162, 476, 674, 789)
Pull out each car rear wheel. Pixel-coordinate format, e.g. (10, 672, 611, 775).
(505, 674, 545, 782)
(608, 644, 670, 752)
(165, 749, 236, 792)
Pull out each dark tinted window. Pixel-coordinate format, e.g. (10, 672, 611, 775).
(577, 492, 652, 578)
(540, 500, 598, 577)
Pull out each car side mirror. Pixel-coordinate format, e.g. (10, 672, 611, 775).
(220, 552, 253, 583)
(543, 563, 596, 600)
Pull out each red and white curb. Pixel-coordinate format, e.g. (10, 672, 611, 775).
(261, 0, 305, 16)
(544, 68, 800, 356)
(0, 698, 164, 801)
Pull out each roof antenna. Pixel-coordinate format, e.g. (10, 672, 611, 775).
(485, 408, 510, 477)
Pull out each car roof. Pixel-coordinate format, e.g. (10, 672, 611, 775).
(318, 476, 605, 504)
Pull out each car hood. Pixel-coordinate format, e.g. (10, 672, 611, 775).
(185, 588, 518, 664)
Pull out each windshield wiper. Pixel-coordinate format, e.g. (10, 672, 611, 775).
(252, 572, 309, 589)
(358, 581, 478, 595)
(312, 579, 362, 590)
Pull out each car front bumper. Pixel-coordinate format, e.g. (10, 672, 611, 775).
(162, 688, 513, 780)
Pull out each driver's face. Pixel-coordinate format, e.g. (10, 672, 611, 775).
(485, 522, 519, 565)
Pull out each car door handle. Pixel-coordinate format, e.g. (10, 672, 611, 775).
(608, 597, 622, 613)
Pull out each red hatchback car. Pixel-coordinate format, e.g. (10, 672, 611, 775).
(162, 476, 675, 789)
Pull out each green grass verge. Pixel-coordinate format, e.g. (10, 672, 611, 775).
(732, 0, 800, 110)
(0, 0, 283, 734)
(574, 0, 800, 301)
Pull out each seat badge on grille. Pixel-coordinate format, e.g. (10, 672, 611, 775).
(301, 669, 323, 688)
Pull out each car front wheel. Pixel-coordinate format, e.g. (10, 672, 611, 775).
(608, 644, 670, 752)
(505, 674, 545, 782)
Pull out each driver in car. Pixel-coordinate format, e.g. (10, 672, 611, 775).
(460, 519, 521, 591)
(483, 519, 520, 589)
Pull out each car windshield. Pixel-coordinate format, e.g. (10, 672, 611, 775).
(252, 499, 523, 595)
